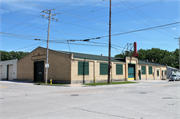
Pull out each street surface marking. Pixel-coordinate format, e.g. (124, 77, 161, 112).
(154, 83, 180, 87)
(0, 86, 7, 88)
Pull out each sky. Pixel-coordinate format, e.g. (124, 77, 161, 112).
(0, 0, 180, 57)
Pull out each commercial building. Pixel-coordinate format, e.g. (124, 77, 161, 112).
(167, 66, 180, 79)
(17, 47, 167, 83)
(0, 59, 18, 80)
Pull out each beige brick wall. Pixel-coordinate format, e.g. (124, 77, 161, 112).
(111, 62, 126, 81)
(138, 65, 167, 80)
(48, 50, 71, 83)
(17, 47, 71, 83)
(71, 59, 94, 83)
(71, 58, 125, 84)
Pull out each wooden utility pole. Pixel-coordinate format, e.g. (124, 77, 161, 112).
(41, 9, 58, 84)
(175, 37, 180, 69)
(108, 0, 111, 84)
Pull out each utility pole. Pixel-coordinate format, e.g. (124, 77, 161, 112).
(108, 0, 111, 84)
(41, 9, 59, 84)
(175, 37, 180, 69)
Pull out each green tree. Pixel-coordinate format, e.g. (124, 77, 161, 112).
(115, 48, 179, 68)
(0, 51, 29, 61)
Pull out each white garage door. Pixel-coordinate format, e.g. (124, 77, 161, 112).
(8, 65, 13, 80)
(0, 65, 2, 80)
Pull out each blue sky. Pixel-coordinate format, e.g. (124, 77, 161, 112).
(1, 0, 180, 57)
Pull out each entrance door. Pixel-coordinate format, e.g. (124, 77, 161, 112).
(8, 65, 13, 80)
(128, 64, 135, 80)
(34, 61, 44, 82)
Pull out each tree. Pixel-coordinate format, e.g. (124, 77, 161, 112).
(0, 51, 29, 61)
(115, 48, 179, 68)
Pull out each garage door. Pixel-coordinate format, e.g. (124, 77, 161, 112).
(8, 65, 13, 80)
(0, 65, 2, 80)
(128, 64, 135, 80)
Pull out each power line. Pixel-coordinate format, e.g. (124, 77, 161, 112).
(123, 0, 178, 36)
(82, 22, 180, 41)
(111, 1, 175, 38)
(53, 0, 164, 28)
(14, 41, 45, 51)
(0, 32, 67, 40)
(1, 19, 90, 38)
(13, 0, 45, 9)
(3, 12, 41, 32)
(54, 0, 80, 9)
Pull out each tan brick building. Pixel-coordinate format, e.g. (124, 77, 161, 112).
(17, 47, 167, 84)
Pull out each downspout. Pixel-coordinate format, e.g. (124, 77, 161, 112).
(70, 53, 73, 84)
(94, 61, 96, 83)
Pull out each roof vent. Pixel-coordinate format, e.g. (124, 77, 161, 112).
(101, 54, 103, 56)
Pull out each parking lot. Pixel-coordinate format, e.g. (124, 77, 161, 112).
(0, 80, 180, 119)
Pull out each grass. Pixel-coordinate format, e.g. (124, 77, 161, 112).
(34, 82, 68, 86)
(83, 81, 138, 86)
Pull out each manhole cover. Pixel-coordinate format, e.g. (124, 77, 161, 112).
(70, 94, 79, 96)
(163, 97, 173, 99)
(139, 92, 146, 94)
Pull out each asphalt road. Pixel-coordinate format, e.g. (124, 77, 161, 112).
(0, 80, 180, 119)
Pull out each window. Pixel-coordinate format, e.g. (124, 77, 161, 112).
(157, 70, 159, 76)
(116, 64, 123, 75)
(100, 63, 108, 75)
(165, 70, 167, 75)
(149, 66, 152, 74)
(78, 61, 89, 75)
(162, 71, 163, 76)
(141, 66, 146, 75)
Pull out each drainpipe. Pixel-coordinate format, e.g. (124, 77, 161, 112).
(94, 61, 96, 83)
(83, 58, 86, 84)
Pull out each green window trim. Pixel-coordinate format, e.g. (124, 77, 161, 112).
(141, 66, 146, 75)
(149, 66, 152, 74)
(78, 61, 89, 75)
(116, 64, 123, 75)
(157, 70, 159, 76)
(100, 63, 108, 75)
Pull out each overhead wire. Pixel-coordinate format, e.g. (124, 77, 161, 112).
(3, 0, 178, 50)
(52, 0, 164, 28)
(3, 12, 41, 32)
(1, 19, 90, 38)
(110, 1, 176, 38)
(14, 41, 45, 51)
(123, 0, 178, 36)
(78, 22, 180, 46)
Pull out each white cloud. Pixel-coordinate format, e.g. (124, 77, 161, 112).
(172, 28, 177, 30)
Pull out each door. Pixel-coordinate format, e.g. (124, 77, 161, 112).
(0, 65, 2, 80)
(8, 65, 13, 80)
(34, 61, 44, 82)
(139, 70, 141, 80)
(128, 64, 135, 80)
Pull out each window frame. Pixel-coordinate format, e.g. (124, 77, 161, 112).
(149, 66, 152, 75)
(116, 64, 123, 75)
(141, 66, 146, 75)
(157, 70, 159, 76)
(100, 63, 108, 75)
(78, 61, 89, 75)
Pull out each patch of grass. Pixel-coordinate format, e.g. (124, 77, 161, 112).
(34, 82, 68, 86)
(84, 81, 138, 86)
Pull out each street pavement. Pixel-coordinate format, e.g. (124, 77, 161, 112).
(0, 80, 180, 119)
